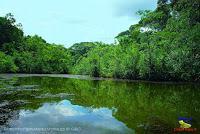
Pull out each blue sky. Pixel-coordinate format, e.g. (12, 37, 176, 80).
(0, 0, 157, 47)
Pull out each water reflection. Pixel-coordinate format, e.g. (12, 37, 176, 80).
(6, 100, 133, 134)
(0, 75, 200, 134)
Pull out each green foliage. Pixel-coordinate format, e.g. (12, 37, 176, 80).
(0, 51, 18, 72)
(69, 42, 105, 65)
(12, 36, 72, 74)
(0, 13, 23, 53)
(0, 0, 199, 82)
(0, 17, 72, 74)
(72, 0, 200, 82)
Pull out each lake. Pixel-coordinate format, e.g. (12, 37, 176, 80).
(0, 74, 199, 134)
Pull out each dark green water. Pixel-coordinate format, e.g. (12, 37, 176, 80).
(0, 74, 200, 134)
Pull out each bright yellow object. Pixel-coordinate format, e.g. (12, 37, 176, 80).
(179, 120, 192, 128)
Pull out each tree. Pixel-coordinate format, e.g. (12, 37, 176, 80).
(0, 13, 23, 52)
(0, 51, 18, 73)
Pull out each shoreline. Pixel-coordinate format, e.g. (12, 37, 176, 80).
(0, 73, 199, 85)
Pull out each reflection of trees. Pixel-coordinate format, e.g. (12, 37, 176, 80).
(28, 77, 199, 132)
(0, 101, 20, 128)
(0, 76, 200, 133)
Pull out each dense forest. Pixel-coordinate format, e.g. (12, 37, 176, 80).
(0, 0, 199, 82)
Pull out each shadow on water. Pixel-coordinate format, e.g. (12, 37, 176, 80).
(0, 75, 200, 134)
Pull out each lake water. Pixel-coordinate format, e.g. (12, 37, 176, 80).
(0, 74, 199, 134)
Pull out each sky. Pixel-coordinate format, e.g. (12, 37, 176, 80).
(0, 0, 157, 47)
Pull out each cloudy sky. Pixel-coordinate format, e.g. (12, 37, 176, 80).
(0, 0, 157, 47)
